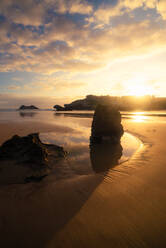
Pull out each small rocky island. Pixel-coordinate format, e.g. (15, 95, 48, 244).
(53, 104, 72, 111)
(19, 105, 39, 110)
(0, 133, 66, 184)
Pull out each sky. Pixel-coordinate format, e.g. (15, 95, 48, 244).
(1, 0, 166, 108)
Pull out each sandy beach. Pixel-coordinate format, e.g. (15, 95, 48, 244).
(0, 115, 166, 248)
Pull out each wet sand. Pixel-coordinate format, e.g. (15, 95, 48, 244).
(0, 118, 166, 247)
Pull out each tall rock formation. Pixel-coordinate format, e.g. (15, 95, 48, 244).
(91, 104, 124, 144)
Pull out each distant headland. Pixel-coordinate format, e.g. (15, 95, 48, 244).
(53, 95, 166, 111)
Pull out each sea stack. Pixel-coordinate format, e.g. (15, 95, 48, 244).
(91, 104, 124, 144)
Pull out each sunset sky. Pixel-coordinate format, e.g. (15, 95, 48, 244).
(0, 0, 166, 108)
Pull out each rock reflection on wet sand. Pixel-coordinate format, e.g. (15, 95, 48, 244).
(90, 142, 123, 173)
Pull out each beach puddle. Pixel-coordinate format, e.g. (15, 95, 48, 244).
(40, 131, 141, 175)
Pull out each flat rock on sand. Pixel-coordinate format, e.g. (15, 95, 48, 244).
(0, 133, 66, 184)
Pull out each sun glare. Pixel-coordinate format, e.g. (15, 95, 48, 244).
(128, 85, 148, 96)
(127, 83, 155, 97)
(132, 114, 148, 122)
(125, 74, 156, 97)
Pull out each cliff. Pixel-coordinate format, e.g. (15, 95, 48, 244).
(54, 94, 166, 111)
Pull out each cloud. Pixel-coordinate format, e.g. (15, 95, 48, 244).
(6, 74, 86, 95)
(45, 0, 93, 15)
(91, 2, 124, 24)
(0, 17, 165, 75)
(0, 0, 45, 26)
(0, 0, 93, 28)
(68, 0, 93, 14)
(0, 0, 166, 76)
(123, 0, 145, 10)
(145, 0, 157, 9)
(87, 0, 159, 26)
(157, 0, 166, 20)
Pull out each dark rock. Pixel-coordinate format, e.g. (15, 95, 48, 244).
(91, 104, 124, 144)
(54, 104, 72, 111)
(90, 104, 124, 172)
(61, 95, 113, 111)
(64, 96, 95, 110)
(53, 105, 65, 111)
(0, 133, 67, 184)
(19, 105, 39, 110)
(63, 105, 73, 111)
(0, 133, 66, 165)
(0, 133, 48, 166)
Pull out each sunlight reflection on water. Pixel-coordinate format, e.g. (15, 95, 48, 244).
(122, 112, 149, 122)
(132, 115, 149, 122)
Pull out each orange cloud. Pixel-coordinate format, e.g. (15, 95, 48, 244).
(157, 0, 166, 19)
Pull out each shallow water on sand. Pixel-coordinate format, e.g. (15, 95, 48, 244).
(40, 131, 140, 175)
(0, 110, 141, 174)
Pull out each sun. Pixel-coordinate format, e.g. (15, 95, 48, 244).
(126, 75, 156, 97)
(127, 83, 155, 97)
(128, 85, 147, 96)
